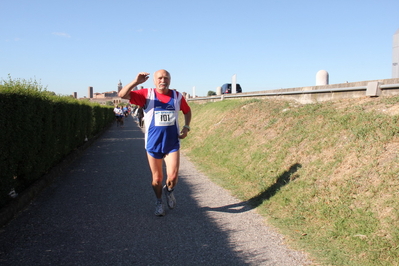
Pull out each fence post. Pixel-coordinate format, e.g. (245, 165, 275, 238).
(366, 82, 381, 96)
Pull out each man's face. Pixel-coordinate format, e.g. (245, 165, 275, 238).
(154, 70, 171, 90)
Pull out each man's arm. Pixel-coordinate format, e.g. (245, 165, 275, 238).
(118, 72, 150, 99)
(179, 110, 192, 139)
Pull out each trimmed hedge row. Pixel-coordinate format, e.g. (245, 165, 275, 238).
(0, 78, 114, 209)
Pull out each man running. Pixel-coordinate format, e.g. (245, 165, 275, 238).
(113, 106, 124, 126)
(118, 70, 192, 216)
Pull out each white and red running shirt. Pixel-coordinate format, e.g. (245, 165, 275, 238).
(129, 88, 191, 154)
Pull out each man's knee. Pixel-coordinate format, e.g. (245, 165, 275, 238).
(152, 179, 162, 187)
(167, 171, 178, 181)
(152, 173, 163, 186)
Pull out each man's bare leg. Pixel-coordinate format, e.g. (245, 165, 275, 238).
(164, 150, 180, 190)
(147, 153, 164, 199)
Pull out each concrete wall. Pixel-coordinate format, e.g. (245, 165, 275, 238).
(189, 78, 399, 104)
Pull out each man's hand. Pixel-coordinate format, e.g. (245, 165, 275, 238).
(135, 72, 150, 85)
(179, 127, 189, 139)
(119, 72, 150, 99)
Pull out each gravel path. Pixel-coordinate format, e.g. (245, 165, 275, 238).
(0, 116, 313, 265)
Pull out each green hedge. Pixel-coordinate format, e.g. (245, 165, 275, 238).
(0, 77, 114, 208)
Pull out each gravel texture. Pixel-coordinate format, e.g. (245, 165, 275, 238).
(0, 116, 313, 265)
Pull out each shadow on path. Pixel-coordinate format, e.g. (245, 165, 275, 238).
(202, 163, 302, 214)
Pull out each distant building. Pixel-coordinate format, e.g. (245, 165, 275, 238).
(316, 70, 329, 85)
(88, 86, 93, 98)
(393, 28, 399, 78)
(93, 91, 118, 98)
(87, 81, 129, 105)
(118, 80, 123, 93)
(77, 81, 144, 105)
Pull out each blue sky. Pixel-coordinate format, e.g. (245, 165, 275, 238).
(1, 0, 399, 97)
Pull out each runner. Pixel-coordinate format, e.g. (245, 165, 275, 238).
(118, 69, 191, 216)
(113, 106, 124, 127)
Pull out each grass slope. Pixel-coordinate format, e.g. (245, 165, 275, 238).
(181, 96, 399, 265)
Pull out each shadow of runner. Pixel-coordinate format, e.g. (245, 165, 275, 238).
(202, 163, 302, 213)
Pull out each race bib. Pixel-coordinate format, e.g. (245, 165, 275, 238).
(154, 110, 176, 126)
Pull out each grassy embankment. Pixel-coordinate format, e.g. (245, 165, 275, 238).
(181, 96, 399, 266)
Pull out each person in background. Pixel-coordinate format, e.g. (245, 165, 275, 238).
(113, 106, 124, 126)
(118, 69, 191, 216)
(123, 105, 129, 117)
(137, 107, 144, 128)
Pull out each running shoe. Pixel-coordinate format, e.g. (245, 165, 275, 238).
(163, 185, 176, 209)
(155, 201, 165, 216)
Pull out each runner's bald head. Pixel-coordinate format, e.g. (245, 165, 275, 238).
(153, 69, 171, 91)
